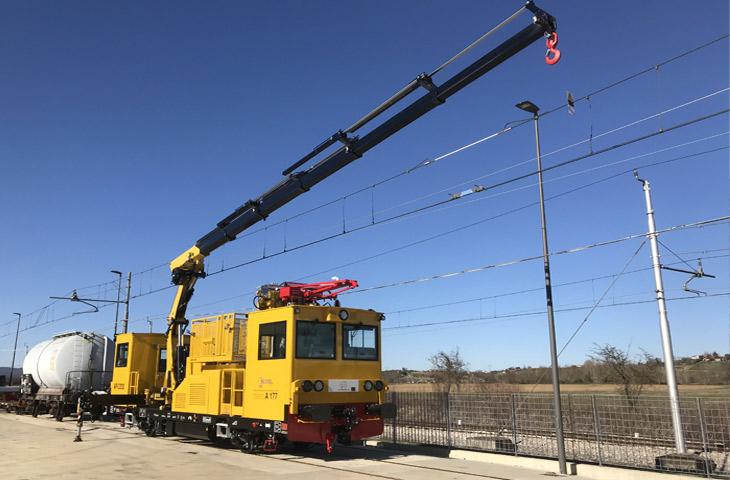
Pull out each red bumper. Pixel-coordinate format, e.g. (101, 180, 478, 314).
(287, 404, 384, 443)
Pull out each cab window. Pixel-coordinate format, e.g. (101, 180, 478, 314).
(296, 321, 335, 359)
(343, 325, 378, 361)
(158, 348, 167, 372)
(259, 321, 286, 359)
(115, 343, 129, 368)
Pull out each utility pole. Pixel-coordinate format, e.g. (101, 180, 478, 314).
(9, 313, 21, 386)
(123, 272, 131, 334)
(515, 100, 567, 475)
(111, 270, 122, 337)
(634, 170, 686, 453)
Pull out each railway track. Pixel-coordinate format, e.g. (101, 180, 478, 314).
(77, 416, 532, 479)
(266, 445, 522, 480)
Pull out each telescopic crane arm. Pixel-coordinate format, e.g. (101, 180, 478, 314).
(165, 1, 558, 392)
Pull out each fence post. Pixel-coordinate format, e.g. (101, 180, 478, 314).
(446, 392, 452, 449)
(392, 391, 397, 445)
(591, 395, 603, 466)
(697, 398, 711, 479)
(511, 393, 518, 456)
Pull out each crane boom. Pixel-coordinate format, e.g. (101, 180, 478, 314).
(164, 2, 557, 394)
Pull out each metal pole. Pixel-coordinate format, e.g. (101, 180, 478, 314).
(634, 171, 686, 453)
(73, 396, 83, 442)
(9, 313, 21, 386)
(591, 395, 604, 466)
(697, 398, 711, 478)
(446, 392, 452, 449)
(111, 270, 122, 337)
(510, 393, 518, 456)
(532, 111, 568, 475)
(122, 272, 131, 334)
(392, 391, 398, 444)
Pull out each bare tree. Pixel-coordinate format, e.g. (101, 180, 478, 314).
(590, 343, 659, 405)
(428, 348, 469, 393)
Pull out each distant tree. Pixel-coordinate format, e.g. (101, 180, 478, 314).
(428, 348, 469, 393)
(590, 343, 658, 405)
(382, 370, 401, 384)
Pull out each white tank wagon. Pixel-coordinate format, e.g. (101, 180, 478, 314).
(23, 331, 114, 391)
(11, 332, 115, 419)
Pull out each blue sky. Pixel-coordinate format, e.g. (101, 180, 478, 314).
(1, 1, 728, 372)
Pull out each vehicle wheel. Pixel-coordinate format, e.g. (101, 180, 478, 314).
(233, 433, 255, 454)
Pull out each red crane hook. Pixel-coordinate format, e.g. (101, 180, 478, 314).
(545, 32, 561, 65)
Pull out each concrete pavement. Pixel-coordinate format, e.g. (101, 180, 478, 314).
(0, 413, 700, 480)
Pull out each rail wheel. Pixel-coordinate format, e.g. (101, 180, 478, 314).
(232, 431, 255, 454)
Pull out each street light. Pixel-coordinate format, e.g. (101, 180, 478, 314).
(111, 270, 122, 338)
(515, 100, 567, 475)
(9, 312, 21, 386)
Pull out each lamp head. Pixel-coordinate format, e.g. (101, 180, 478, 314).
(515, 100, 539, 115)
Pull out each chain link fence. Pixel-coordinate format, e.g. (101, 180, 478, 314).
(378, 391, 729, 477)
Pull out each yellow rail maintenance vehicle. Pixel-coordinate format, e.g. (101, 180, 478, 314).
(109, 333, 183, 415)
(122, 280, 393, 452)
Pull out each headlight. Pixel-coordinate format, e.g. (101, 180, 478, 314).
(374, 380, 384, 391)
(302, 380, 313, 392)
(338, 309, 349, 320)
(363, 380, 373, 391)
(314, 380, 325, 392)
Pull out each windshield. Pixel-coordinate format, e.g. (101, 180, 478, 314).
(343, 324, 378, 361)
(296, 321, 336, 359)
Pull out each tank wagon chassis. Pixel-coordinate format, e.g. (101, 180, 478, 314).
(9, 382, 81, 421)
(8, 373, 141, 421)
(9, 331, 117, 421)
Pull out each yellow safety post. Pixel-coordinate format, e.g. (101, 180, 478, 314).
(73, 397, 83, 442)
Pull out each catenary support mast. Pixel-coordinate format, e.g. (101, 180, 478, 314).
(635, 170, 686, 453)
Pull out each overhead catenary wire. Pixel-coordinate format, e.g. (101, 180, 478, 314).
(293, 144, 728, 284)
(220, 86, 729, 252)
(6, 140, 723, 340)
(161, 147, 726, 324)
(537, 34, 730, 118)
(383, 293, 730, 335)
(199, 31, 730, 244)
(209, 119, 728, 278)
(6, 35, 727, 343)
(353, 131, 728, 232)
(207, 99, 729, 273)
(383, 251, 729, 316)
(346, 216, 730, 295)
(166, 251, 730, 324)
(62, 250, 728, 338)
